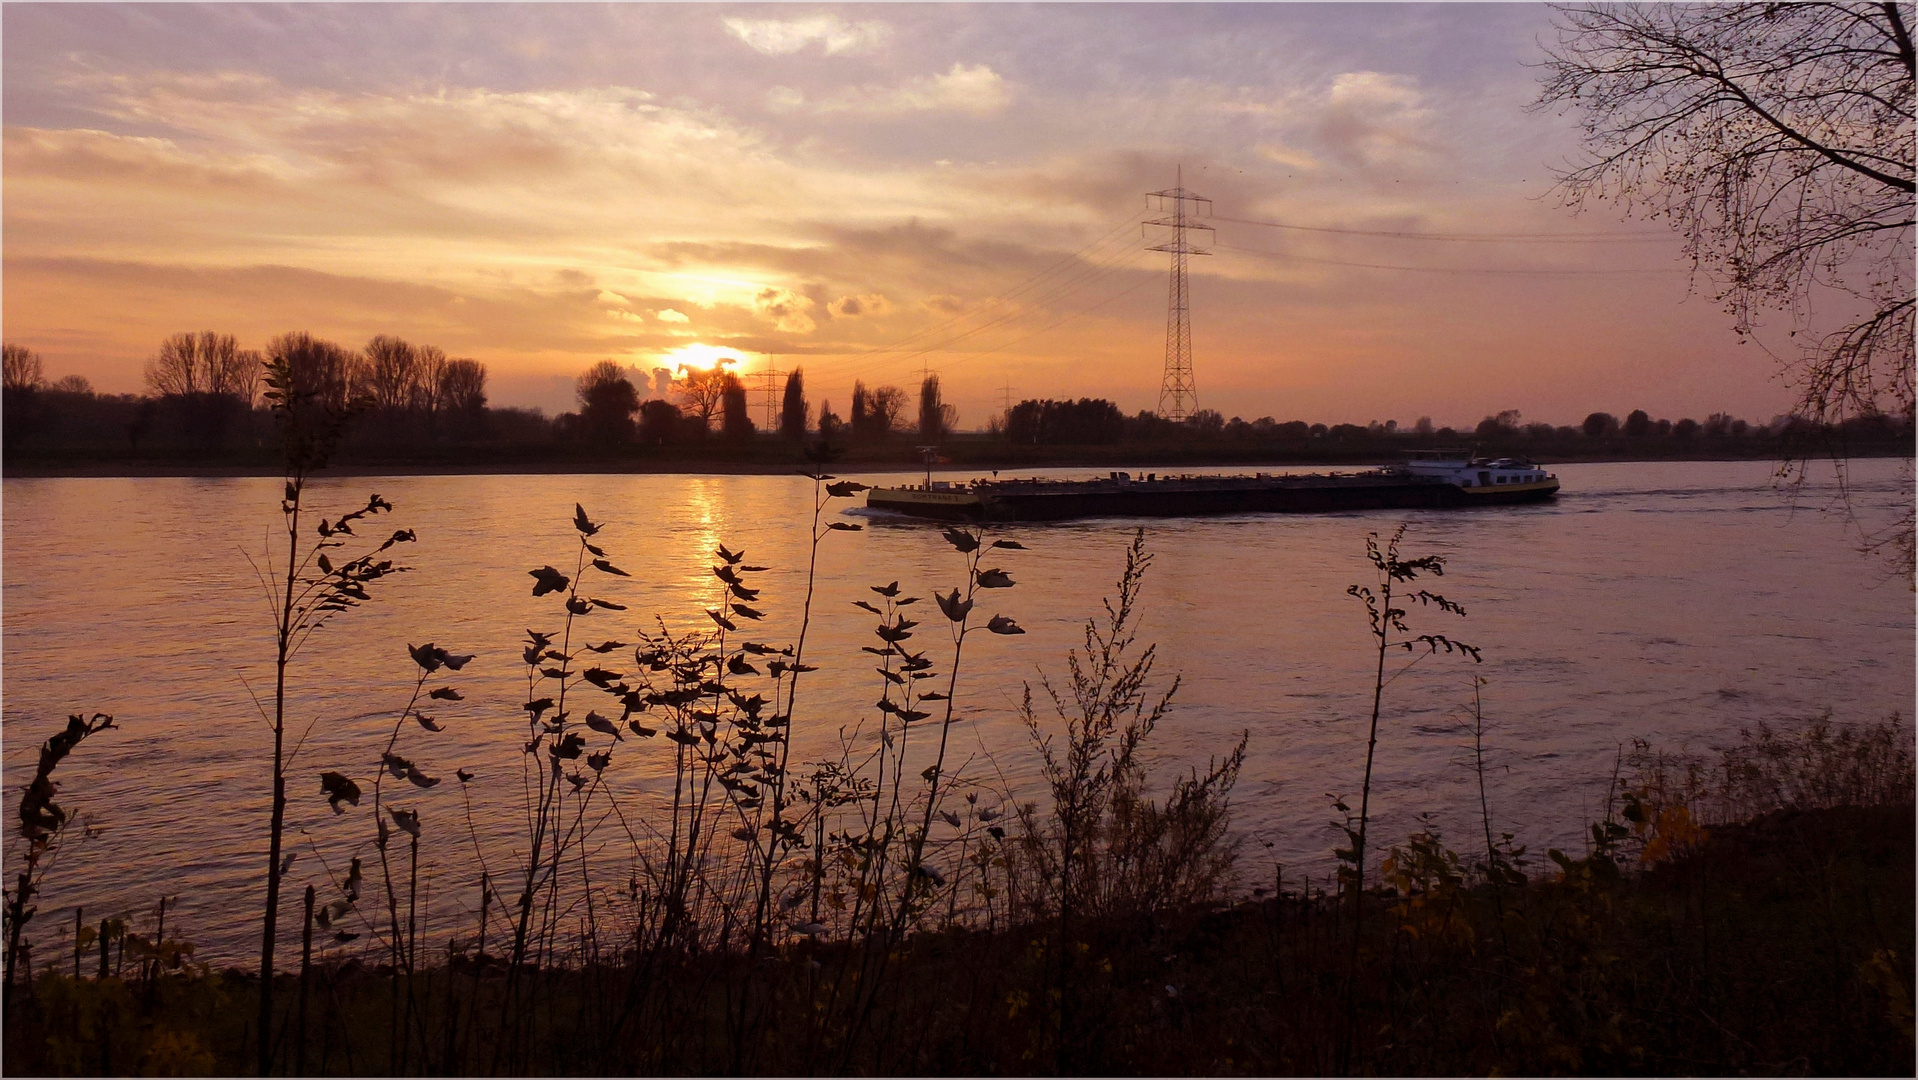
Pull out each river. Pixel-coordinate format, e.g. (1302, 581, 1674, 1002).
(3, 458, 1911, 964)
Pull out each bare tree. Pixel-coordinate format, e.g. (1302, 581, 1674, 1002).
(1539, 2, 1915, 579)
(267, 333, 359, 413)
(867, 384, 909, 438)
(145, 332, 261, 403)
(146, 333, 204, 397)
(1538, 3, 1914, 424)
(675, 361, 734, 430)
(3, 344, 43, 394)
(3, 344, 44, 451)
(412, 344, 448, 413)
(360, 335, 419, 412)
(438, 358, 487, 414)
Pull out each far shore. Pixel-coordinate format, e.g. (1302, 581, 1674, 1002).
(4, 444, 1910, 481)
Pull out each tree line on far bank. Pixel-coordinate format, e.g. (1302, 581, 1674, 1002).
(3, 334, 491, 456)
(2, 335, 1910, 463)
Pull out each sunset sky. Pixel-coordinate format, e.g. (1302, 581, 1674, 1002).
(4, 3, 1800, 428)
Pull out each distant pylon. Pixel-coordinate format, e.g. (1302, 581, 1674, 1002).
(1145, 166, 1212, 422)
(754, 357, 788, 430)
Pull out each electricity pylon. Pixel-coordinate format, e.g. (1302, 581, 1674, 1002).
(1145, 167, 1212, 422)
(754, 357, 787, 430)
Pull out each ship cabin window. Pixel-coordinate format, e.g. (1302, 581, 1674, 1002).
(1478, 472, 1491, 486)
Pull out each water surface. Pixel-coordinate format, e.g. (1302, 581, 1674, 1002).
(4, 459, 1911, 963)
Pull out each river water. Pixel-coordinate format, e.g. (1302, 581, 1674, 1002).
(3, 459, 1911, 964)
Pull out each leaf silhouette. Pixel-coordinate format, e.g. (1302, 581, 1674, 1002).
(584, 711, 624, 740)
(986, 615, 1025, 635)
(405, 767, 440, 788)
(428, 687, 463, 701)
(941, 527, 979, 553)
(732, 603, 766, 620)
(456, 768, 475, 784)
(991, 539, 1026, 549)
(413, 713, 445, 732)
(320, 772, 362, 813)
(573, 503, 601, 537)
(592, 558, 630, 577)
(935, 588, 972, 622)
(529, 566, 571, 596)
(715, 544, 744, 565)
(825, 481, 868, 497)
(388, 807, 421, 837)
(975, 568, 1015, 589)
(827, 522, 863, 531)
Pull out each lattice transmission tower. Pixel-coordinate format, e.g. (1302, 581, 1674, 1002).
(753, 357, 788, 430)
(1145, 167, 1212, 422)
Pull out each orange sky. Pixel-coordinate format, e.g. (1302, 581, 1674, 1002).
(3, 4, 1805, 427)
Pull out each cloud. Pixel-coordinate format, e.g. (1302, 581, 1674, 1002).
(655, 308, 690, 323)
(722, 14, 888, 56)
(1258, 143, 1320, 171)
(810, 64, 1010, 116)
(829, 293, 889, 318)
(1315, 71, 1439, 171)
(753, 287, 816, 333)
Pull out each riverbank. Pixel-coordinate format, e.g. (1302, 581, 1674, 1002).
(3, 801, 1910, 1076)
(5, 441, 1909, 479)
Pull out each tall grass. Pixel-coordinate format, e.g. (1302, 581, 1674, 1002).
(251, 355, 414, 1076)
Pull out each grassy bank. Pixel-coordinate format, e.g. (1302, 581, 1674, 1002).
(4, 796, 1910, 1076)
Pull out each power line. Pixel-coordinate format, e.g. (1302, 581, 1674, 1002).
(1213, 214, 1674, 243)
(1214, 241, 1689, 276)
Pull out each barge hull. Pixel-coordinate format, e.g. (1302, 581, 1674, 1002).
(867, 478, 1557, 522)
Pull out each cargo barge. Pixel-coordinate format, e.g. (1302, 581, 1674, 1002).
(864, 456, 1560, 522)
